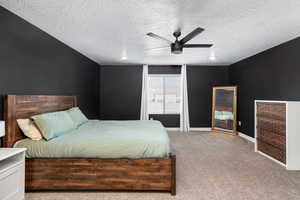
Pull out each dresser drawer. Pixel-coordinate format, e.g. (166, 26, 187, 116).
(256, 102, 286, 121)
(257, 139, 286, 164)
(257, 128, 286, 150)
(257, 118, 286, 136)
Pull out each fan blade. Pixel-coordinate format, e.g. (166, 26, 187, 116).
(180, 27, 204, 44)
(146, 32, 172, 44)
(183, 44, 213, 48)
(146, 46, 170, 51)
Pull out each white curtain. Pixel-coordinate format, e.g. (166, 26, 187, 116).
(180, 64, 190, 132)
(140, 64, 149, 120)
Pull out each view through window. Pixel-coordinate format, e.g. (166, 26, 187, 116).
(148, 75, 181, 114)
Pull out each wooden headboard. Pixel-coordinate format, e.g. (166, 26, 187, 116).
(3, 95, 77, 147)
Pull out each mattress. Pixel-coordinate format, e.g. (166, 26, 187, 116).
(14, 120, 170, 159)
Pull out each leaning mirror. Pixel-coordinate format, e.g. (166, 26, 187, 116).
(211, 86, 237, 135)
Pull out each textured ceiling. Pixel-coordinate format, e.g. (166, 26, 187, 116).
(1, 0, 300, 65)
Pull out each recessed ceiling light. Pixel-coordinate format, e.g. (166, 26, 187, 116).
(121, 56, 127, 60)
(209, 52, 216, 61)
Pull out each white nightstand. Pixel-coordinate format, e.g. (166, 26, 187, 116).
(0, 148, 26, 200)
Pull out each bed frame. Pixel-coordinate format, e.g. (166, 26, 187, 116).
(2, 95, 176, 195)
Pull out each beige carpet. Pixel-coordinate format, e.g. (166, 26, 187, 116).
(26, 131, 300, 200)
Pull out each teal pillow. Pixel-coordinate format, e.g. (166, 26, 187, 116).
(66, 107, 88, 127)
(32, 111, 76, 140)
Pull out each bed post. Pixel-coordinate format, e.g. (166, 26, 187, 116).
(4, 95, 17, 147)
(170, 152, 176, 195)
(73, 96, 77, 107)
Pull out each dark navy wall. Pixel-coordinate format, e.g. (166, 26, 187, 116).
(229, 37, 300, 137)
(99, 65, 229, 127)
(99, 65, 143, 120)
(0, 6, 100, 120)
(187, 66, 229, 127)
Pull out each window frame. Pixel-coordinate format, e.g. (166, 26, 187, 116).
(148, 74, 181, 115)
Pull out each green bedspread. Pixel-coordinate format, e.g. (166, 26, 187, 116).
(14, 120, 170, 158)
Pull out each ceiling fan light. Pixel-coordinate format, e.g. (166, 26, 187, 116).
(171, 43, 183, 54)
(209, 52, 216, 61)
(172, 50, 182, 54)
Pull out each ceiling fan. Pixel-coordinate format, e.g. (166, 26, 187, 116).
(146, 27, 213, 54)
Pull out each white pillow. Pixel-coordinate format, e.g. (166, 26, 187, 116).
(17, 119, 43, 140)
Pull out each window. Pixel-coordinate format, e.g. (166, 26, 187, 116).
(148, 75, 181, 114)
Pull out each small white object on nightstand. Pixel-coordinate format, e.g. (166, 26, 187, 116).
(0, 121, 4, 137)
(0, 148, 26, 200)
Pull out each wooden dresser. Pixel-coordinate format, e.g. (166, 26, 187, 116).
(255, 100, 300, 170)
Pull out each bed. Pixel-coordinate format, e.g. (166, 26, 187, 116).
(2, 95, 176, 195)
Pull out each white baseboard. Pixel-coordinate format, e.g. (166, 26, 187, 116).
(257, 151, 286, 168)
(167, 128, 255, 143)
(165, 128, 180, 131)
(238, 132, 255, 143)
(166, 127, 212, 131)
(189, 127, 211, 131)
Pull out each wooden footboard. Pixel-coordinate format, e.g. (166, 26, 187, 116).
(25, 152, 176, 195)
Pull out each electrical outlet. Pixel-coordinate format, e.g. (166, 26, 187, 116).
(238, 121, 242, 126)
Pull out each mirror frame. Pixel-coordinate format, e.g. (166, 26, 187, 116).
(211, 86, 237, 135)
